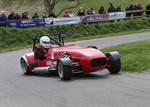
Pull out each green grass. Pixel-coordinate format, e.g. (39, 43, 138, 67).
(101, 40, 150, 72)
(0, 18, 150, 53)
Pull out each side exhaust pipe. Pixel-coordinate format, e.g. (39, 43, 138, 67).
(32, 67, 50, 74)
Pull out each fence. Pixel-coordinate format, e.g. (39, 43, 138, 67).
(0, 10, 149, 28)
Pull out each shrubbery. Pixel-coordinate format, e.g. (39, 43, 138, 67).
(0, 18, 150, 52)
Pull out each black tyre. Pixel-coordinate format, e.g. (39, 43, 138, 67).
(57, 59, 72, 80)
(107, 55, 121, 74)
(21, 58, 33, 75)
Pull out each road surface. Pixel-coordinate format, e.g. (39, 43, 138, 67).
(0, 32, 150, 107)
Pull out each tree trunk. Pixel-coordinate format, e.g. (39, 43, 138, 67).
(44, 0, 59, 15)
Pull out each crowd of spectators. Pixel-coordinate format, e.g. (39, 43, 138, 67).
(69, 2, 150, 18)
(0, 2, 150, 27)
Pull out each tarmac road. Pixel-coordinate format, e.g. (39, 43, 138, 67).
(0, 32, 150, 107)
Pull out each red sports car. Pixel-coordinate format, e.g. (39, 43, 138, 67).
(20, 32, 121, 80)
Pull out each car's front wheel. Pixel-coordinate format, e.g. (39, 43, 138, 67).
(107, 55, 121, 74)
(57, 58, 72, 80)
(21, 58, 33, 75)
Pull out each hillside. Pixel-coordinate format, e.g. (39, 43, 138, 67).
(0, 0, 150, 18)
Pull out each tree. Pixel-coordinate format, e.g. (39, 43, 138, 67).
(1, 0, 82, 16)
(44, 0, 59, 15)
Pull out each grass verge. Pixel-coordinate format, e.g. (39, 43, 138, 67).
(0, 18, 150, 53)
(101, 40, 150, 72)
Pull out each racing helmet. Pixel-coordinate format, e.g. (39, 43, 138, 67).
(40, 36, 50, 48)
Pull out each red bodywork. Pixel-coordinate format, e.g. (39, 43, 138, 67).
(24, 44, 108, 73)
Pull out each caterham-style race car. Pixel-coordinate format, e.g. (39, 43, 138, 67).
(20, 32, 121, 80)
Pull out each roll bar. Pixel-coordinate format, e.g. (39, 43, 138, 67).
(32, 32, 65, 51)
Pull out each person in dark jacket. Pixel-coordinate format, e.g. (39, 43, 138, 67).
(133, 3, 139, 17)
(116, 4, 122, 12)
(34, 36, 51, 60)
(98, 6, 106, 14)
(125, 4, 133, 18)
(108, 3, 116, 22)
(77, 7, 86, 16)
(22, 11, 29, 19)
(108, 3, 116, 13)
(13, 12, 21, 19)
(137, 4, 143, 17)
(8, 10, 15, 20)
(49, 11, 57, 18)
(116, 4, 122, 21)
(32, 13, 39, 19)
(145, 2, 150, 17)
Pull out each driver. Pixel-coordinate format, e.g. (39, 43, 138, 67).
(34, 36, 51, 60)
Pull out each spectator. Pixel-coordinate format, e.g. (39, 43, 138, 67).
(77, 7, 86, 16)
(48, 11, 57, 18)
(63, 9, 70, 17)
(87, 9, 92, 15)
(116, 4, 122, 12)
(42, 11, 48, 18)
(32, 13, 39, 19)
(0, 11, 7, 27)
(146, 2, 150, 17)
(87, 8, 95, 15)
(137, 4, 143, 17)
(22, 11, 29, 19)
(116, 4, 122, 21)
(98, 6, 106, 14)
(77, 7, 83, 14)
(90, 8, 95, 14)
(78, 9, 86, 16)
(8, 10, 15, 20)
(108, 3, 116, 13)
(68, 9, 75, 17)
(125, 4, 133, 18)
(13, 12, 21, 19)
(108, 3, 115, 22)
(133, 3, 139, 17)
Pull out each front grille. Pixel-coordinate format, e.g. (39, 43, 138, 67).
(90, 58, 106, 67)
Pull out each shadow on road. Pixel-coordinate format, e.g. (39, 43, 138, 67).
(21, 71, 123, 81)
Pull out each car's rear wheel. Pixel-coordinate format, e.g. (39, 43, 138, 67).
(21, 58, 33, 75)
(107, 55, 121, 74)
(57, 58, 72, 80)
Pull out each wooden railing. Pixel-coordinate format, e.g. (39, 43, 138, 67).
(125, 9, 150, 19)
